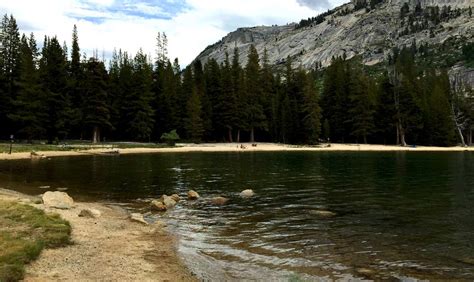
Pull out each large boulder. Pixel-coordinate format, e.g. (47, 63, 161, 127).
(130, 213, 148, 225)
(151, 200, 167, 211)
(78, 208, 101, 218)
(187, 190, 200, 200)
(42, 191, 74, 209)
(240, 189, 255, 198)
(211, 196, 229, 205)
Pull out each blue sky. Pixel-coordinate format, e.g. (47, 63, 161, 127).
(0, 0, 347, 66)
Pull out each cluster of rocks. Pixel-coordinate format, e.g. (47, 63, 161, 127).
(148, 188, 255, 212)
(37, 188, 258, 226)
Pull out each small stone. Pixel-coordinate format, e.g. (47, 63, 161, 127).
(151, 200, 167, 211)
(130, 213, 148, 225)
(312, 210, 337, 217)
(187, 190, 200, 200)
(240, 189, 255, 198)
(78, 208, 101, 218)
(39, 185, 51, 189)
(42, 191, 74, 209)
(356, 268, 375, 277)
(211, 196, 229, 205)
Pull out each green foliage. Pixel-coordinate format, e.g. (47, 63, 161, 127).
(160, 129, 180, 145)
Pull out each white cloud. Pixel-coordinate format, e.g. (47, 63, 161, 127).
(0, 0, 348, 67)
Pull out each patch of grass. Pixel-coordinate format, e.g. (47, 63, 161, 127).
(0, 200, 71, 281)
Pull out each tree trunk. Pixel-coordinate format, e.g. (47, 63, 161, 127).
(452, 104, 466, 146)
(398, 122, 407, 146)
(396, 124, 400, 145)
(236, 129, 240, 143)
(228, 128, 233, 143)
(250, 127, 255, 143)
(92, 126, 100, 144)
(469, 129, 473, 146)
(363, 135, 367, 144)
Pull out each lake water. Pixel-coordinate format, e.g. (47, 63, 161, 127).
(1, 152, 473, 280)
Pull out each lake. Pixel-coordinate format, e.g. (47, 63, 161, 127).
(1, 152, 473, 280)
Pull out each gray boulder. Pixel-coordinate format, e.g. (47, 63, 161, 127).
(42, 191, 74, 209)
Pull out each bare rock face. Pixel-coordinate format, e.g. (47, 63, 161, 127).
(211, 196, 229, 205)
(42, 191, 74, 209)
(196, 0, 473, 87)
(187, 190, 200, 200)
(78, 208, 102, 218)
(240, 189, 255, 198)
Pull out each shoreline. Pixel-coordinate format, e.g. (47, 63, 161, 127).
(1, 143, 473, 160)
(0, 188, 196, 281)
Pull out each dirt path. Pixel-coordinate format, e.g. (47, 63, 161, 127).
(0, 189, 196, 282)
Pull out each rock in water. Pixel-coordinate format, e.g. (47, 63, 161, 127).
(211, 196, 229, 205)
(240, 189, 255, 198)
(42, 191, 74, 209)
(187, 190, 200, 200)
(78, 208, 102, 218)
(151, 200, 167, 211)
(162, 196, 177, 209)
(312, 210, 337, 217)
(170, 194, 180, 202)
(130, 213, 148, 225)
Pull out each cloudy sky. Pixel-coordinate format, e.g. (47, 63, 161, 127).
(0, 0, 348, 66)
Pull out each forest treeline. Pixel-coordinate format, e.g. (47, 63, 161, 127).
(0, 14, 473, 146)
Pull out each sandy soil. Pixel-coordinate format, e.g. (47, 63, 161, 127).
(0, 189, 196, 282)
(0, 143, 473, 160)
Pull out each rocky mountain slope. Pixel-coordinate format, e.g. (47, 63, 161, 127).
(195, 0, 473, 86)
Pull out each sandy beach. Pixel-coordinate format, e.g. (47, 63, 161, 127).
(0, 143, 473, 160)
(0, 188, 196, 282)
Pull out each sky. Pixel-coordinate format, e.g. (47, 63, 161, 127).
(0, 0, 348, 66)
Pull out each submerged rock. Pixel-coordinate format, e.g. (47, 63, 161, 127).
(187, 190, 200, 200)
(78, 208, 102, 218)
(211, 196, 229, 205)
(240, 189, 255, 198)
(42, 191, 74, 209)
(311, 210, 337, 217)
(356, 268, 375, 277)
(151, 200, 167, 211)
(130, 213, 148, 225)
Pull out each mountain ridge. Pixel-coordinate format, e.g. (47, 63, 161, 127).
(195, 0, 473, 86)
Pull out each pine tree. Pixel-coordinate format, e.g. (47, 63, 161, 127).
(69, 25, 84, 138)
(40, 36, 72, 143)
(0, 14, 21, 138)
(83, 58, 111, 143)
(245, 45, 267, 142)
(301, 71, 322, 144)
(125, 49, 154, 141)
(185, 88, 204, 142)
(216, 52, 238, 142)
(9, 34, 45, 141)
(347, 68, 374, 144)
